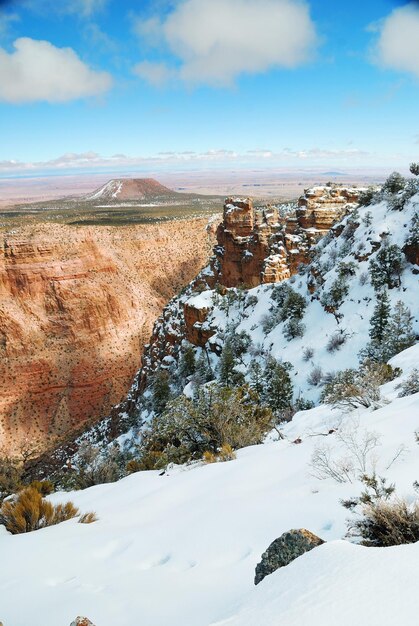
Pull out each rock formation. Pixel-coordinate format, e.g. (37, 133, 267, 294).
(134, 185, 364, 390)
(210, 185, 362, 288)
(0, 219, 214, 455)
(254, 529, 325, 585)
(70, 618, 95, 626)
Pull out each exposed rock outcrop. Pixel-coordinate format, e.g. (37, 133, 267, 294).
(70, 618, 95, 626)
(254, 529, 325, 585)
(0, 219, 214, 455)
(133, 185, 364, 392)
(210, 185, 363, 288)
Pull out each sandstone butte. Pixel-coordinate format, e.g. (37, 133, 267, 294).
(0, 219, 214, 456)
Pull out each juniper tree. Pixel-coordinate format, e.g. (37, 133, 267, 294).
(369, 242, 403, 290)
(382, 171, 406, 194)
(410, 163, 419, 177)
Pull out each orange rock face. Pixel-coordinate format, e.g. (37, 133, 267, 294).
(210, 186, 362, 289)
(0, 220, 213, 455)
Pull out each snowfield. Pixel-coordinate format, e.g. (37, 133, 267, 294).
(1, 345, 419, 626)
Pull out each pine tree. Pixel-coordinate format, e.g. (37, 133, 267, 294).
(178, 345, 196, 380)
(152, 371, 172, 415)
(193, 351, 212, 386)
(262, 358, 293, 414)
(410, 163, 419, 177)
(249, 361, 264, 397)
(218, 342, 236, 386)
(383, 301, 416, 359)
(369, 291, 391, 344)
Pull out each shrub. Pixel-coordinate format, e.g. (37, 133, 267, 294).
(0, 487, 79, 534)
(358, 188, 376, 207)
(320, 277, 349, 312)
(397, 369, 419, 397)
(321, 363, 383, 410)
(302, 346, 314, 362)
(79, 511, 98, 524)
(382, 171, 406, 194)
(283, 318, 305, 340)
(326, 332, 347, 353)
(261, 309, 282, 334)
(307, 366, 323, 387)
(29, 480, 54, 496)
(139, 384, 275, 468)
(410, 163, 419, 176)
(310, 423, 380, 484)
(64, 442, 124, 490)
(349, 498, 419, 547)
(0, 455, 22, 501)
(280, 289, 307, 321)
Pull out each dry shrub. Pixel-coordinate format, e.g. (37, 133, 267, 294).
(203, 444, 236, 464)
(0, 487, 79, 534)
(79, 512, 98, 524)
(349, 498, 419, 547)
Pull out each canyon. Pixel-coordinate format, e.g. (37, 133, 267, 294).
(0, 217, 214, 456)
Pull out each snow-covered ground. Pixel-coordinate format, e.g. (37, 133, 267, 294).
(1, 345, 419, 626)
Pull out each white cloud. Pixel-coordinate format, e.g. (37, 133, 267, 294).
(133, 60, 175, 86)
(135, 0, 318, 86)
(373, 3, 419, 78)
(0, 38, 112, 103)
(0, 146, 375, 174)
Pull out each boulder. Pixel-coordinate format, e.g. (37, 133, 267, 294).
(254, 528, 325, 585)
(70, 618, 95, 626)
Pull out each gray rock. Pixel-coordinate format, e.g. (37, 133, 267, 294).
(70, 619, 95, 626)
(255, 528, 325, 585)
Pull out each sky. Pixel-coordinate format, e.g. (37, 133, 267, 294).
(0, 0, 418, 176)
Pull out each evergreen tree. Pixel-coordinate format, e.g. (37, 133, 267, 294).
(369, 242, 403, 290)
(249, 361, 264, 397)
(152, 370, 172, 415)
(383, 301, 416, 359)
(193, 351, 213, 386)
(410, 163, 419, 177)
(178, 345, 196, 380)
(218, 342, 236, 386)
(369, 291, 391, 344)
(406, 212, 419, 247)
(382, 171, 405, 194)
(262, 358, 293, 415)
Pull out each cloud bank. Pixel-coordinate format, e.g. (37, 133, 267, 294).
(135, 0, 318, 86)
(0, 38, 112, 103)
(374, 3, 419, 79)
(0, 147, 375, 175)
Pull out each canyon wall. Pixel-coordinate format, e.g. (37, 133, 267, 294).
(0, 220, 213, 455)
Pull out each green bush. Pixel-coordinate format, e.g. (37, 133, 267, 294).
(138, 384, 275, 468)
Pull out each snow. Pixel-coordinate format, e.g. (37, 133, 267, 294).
(1, 346, 419, 625)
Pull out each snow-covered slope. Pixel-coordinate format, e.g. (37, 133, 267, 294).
(134, 187, 418, 408)
(1, 345, 419, 626)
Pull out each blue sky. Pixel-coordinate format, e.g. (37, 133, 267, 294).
(0, 0, 418, 175)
